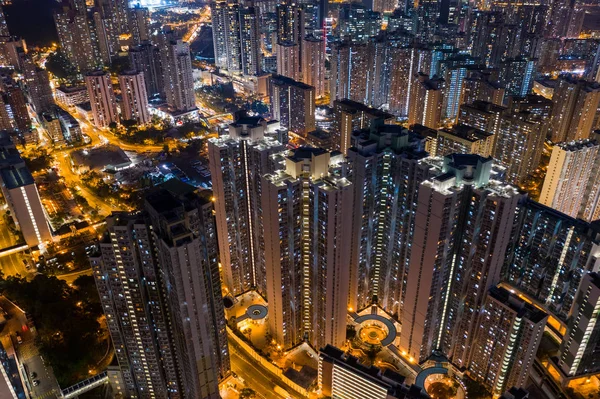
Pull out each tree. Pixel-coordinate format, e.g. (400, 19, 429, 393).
(121, 119, 138, 134)
(239, 388, 256, 398)
(108, 122, 118, 134)
(428, 381, 457, 399)
(46, 50, 78, 83)
(0, 274, 108, 387)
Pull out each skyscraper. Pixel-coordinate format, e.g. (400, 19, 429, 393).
(347, 125, 431, 317)
(469, 286, 547, 396)
(158, 34, 196, 112)
(211, 0, 242, 72)
(331, 99, 394, 155)
(208, 115, 285, 295)
(389, 46, 432, 117)
(558, 272, 600, 377)
(54, 5, 103, 73)
(539, 138, 600, 220)
(275, 41, 300, 81)
(5, 83, 31, 134)
(239, 6, 262, 76)
(270, 74, 315, 137)
(129, 6, 150, 46)
(548, 76, 600, 143)
(262, 148, 352, 349)
(129, 42, 164, 98)
(408, 73, 445, 130)
(302, 37, 326, 98)
(400, 154, 523, 365)
(20, 53, 54, 114)
(0, 132, 52, 248)
(460, 73, 505, 107)
(90, 188, 229, 398)
(433, 125, 495, 158)
(85, 71, 118, 129)
(329, 41, 370, 106)
(499, 58, 536, 98)
(503, 200, 600, 321)
(211, 0, 262, 75)
(119, 70, 150, 124)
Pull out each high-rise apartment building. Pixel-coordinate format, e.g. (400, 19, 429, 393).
(302, 37, 325, 98)
(54, 6, 103, 73)
(469, 286, 547, 396)
(5, 84, 31, 133)
(239, 6, 261, 76)
(211, 1, 261, 75)
(499, 58, 536, 97)
(329, 41, 370, 106)
(337, 4, 381, 42)
(539, 138, 600, 220)
(460, 73, 505, 108)
(401, 154, 523, 365)
(347, 125, 431, 317)
(0, 132, 52, 248)
(262, 148, 352, 349)
(458, 99, 549, 185)
(503, 200, 600, 321)
(458, 101, 505, 134)
(129, 6, 150, 46)
(118, 70, 150, 124)
(331, 99, 394, 155)
(548, 75, 600, 143)
(208, 115, 285, 295)
(434, 125, 495, 158)
(408, 73, 445, 130)
(389, 46, 432, 117)
(90, 189, 229, 398)
(558, 272, 600, 377)
(129, 42, 164, 98)
(270, 74, 315, 137)
(158, 34, 196, 112)
(85, 71, 118, 129)
(276, 3, 304, 45)
(20, 53, 54, 114)
(275, 41, 300, 81)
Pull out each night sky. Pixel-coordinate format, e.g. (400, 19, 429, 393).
(3, 0, 60, 47)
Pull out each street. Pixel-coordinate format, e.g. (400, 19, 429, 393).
(229, 338, 305, 399)
(0, 296, 60, 399)
(0, 216, 29, 278)
(230, 349, 282, 399)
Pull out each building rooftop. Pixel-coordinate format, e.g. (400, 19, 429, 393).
(488, 286, 548, 324)
(271, 74, 314, 90)
(287, 146, 328, 162)
(71, 145, 131, 172)
(439, 124, 493, 142)
(0, 165, 34, 189)
(334, 99, 394, 120)
(320, 345, 426, 398)
(56, 84, 87, 94)
(85, 70, 108, 77)
(75, 102, 93, 112)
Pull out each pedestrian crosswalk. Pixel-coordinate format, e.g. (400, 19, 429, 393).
(18, 341, 37, 361)
(34, 388, 58, 399)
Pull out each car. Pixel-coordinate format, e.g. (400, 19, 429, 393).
(306, 351, 314, 358)
(30, 372, 37, 379)
(32, 380, 40, 387)
(15, 333, 22, 344)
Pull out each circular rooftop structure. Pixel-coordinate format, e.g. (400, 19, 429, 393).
(246, 304, 268, 320)
(354, 314, 397, 346)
